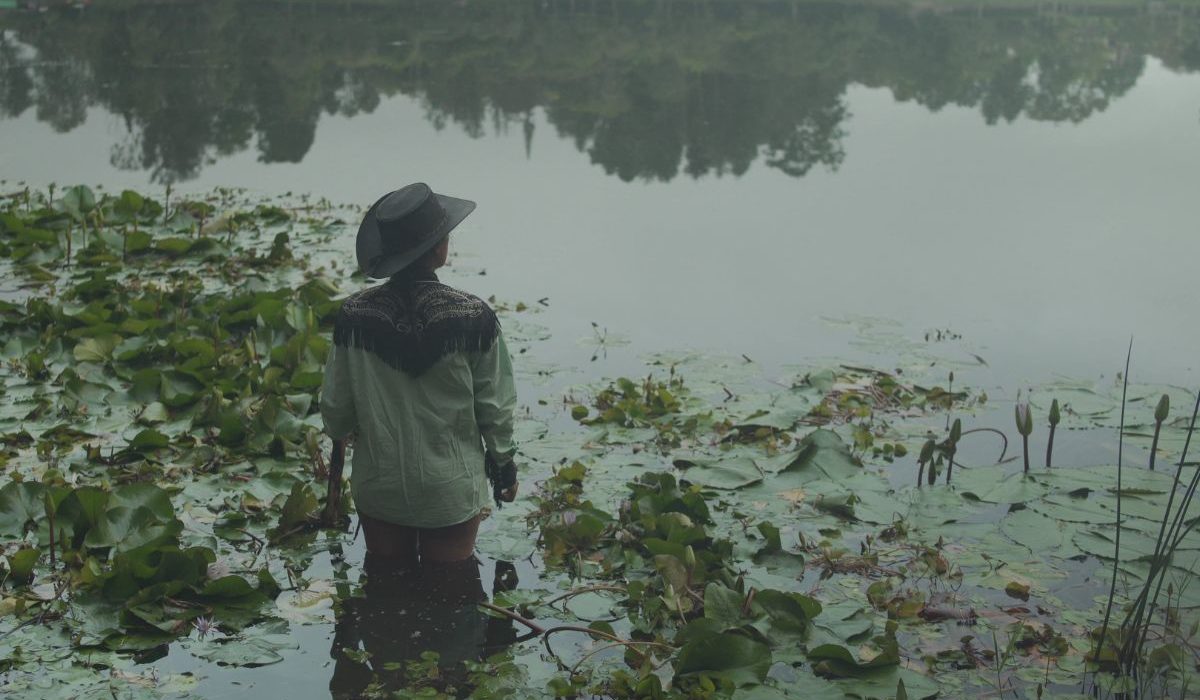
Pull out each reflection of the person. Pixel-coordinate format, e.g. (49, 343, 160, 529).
(329, 555, 525, 698)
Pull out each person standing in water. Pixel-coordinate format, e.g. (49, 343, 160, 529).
(319, 182, 517, 565)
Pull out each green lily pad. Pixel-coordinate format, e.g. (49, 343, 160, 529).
(674, 455, 764, 490)
(190, 633, 295, 667)
(1001, 507, 1066, 552)
(675, 631, 772, 687)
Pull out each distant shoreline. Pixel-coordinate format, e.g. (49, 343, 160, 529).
(2, 0, 1199, 16)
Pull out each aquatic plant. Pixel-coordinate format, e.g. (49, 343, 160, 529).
(945, 418, 962, 484)
(1148, 394, 1170, 472)
(2, 185, 1197, 698)
(1116, 390, 1199, 679)
(1015, 397, 1033, 473)
(1095, 340, 1133, 671)
(193, 616, 218, 639)
(917, 438, 936, 487)
(1046, 398, 1060, 468)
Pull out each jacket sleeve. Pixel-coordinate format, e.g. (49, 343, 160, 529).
(319, 343, 358, 440)
(473, 330, 517, 465)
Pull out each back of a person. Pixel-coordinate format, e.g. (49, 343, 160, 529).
(332, 278, 496, 530)
(319, 183, 517, 566)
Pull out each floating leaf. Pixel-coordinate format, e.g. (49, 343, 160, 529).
(675, 631, 772, 687)
(73, 335, 119, 363)
(673, 454, 763, 490)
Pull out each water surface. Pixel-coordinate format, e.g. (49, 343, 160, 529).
(3, 2, 1200, 697)
(2, 0, 1198, 389)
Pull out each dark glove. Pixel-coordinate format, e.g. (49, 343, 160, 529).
(485, 453, 518, 508)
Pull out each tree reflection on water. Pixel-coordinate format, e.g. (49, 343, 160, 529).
(329, 554, 523, 698)
(0, 0, 1196, 183)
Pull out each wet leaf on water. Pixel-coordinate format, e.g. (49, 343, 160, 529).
(190, 633, 295, 667)
(128, 428, 169, 451)
(0, 480, 46, 538)
(675, 631, 772, 687)
(1000, 507, 1065, 552)
(269, 483, 318, 538)
(73, 335, 119, 363)
(673, 454, 764, 490)
(808, 623, 900, 679)
(7, 548, 39, 580)
(768, 429, 861, 481)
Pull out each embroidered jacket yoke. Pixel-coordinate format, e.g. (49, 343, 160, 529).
(319, 274, 516, 528)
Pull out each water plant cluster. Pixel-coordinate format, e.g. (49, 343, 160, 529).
(0, 184, 347, 693)
(0, 185, 1198, 699)
(514, 362, 1200, 699)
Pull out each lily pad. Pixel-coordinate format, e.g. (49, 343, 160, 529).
(675, 631, 773, 687)
(674, 455, 764, 490)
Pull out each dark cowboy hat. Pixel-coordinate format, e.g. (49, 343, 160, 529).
(356, 183, 476, 279)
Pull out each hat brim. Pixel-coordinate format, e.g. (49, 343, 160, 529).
(356, 193, 477, 279)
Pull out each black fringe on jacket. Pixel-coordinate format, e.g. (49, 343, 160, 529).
(332, 275, 499, 377)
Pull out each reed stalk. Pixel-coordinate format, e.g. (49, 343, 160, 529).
(1095, 338, 1132, 668)
(1120, 390, 1198, 673)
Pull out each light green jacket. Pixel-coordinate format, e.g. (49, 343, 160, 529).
(319, 332, 516, 528)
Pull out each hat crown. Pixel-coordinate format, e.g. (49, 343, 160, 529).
(375, 183, 448, 258)
(355, 183, 476, 279)
(377, 183, 433, 223)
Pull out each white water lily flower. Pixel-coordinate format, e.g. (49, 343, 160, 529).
(1015, 395, 1033, 436)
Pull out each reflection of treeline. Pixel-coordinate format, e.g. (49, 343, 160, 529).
(1, 0, 1197, 182)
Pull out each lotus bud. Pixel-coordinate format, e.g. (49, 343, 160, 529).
(1046, 398, 1061, 469)
(1155, 394, 1170, 424)
(919, 439, 935, 464)
(664, 583, 676, 600)
(949, 418, 962, 445)
(684, 545, 696, 572)
(1015, 402, 1033, 436)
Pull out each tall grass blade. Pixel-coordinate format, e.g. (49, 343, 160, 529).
(1124, 389, 1200, 672)
(1095, 338, 1132, 668)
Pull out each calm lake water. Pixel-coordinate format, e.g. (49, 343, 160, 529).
(3, 2, 1200, 697)
(3, 0, 1199, 391)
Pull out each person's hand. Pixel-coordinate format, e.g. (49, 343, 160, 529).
(486, 454, 519, 506)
